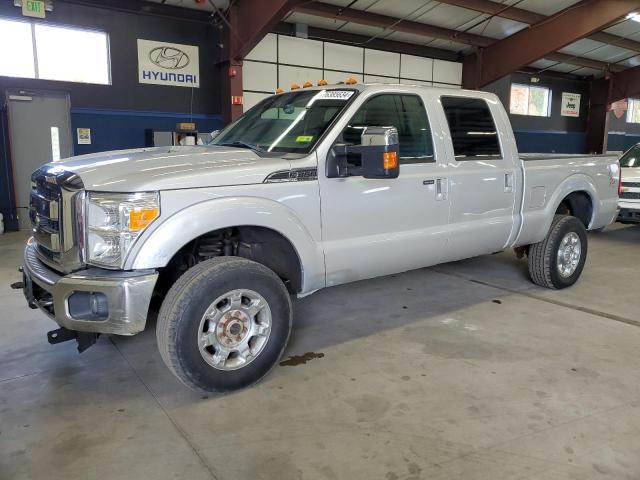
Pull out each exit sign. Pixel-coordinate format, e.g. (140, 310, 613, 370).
(22, 0, 45, 18)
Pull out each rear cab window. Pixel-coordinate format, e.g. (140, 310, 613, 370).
(440, 96, 502, 160)
(620, 145, 640, 167)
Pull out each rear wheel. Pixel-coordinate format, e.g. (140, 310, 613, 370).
(527, 215, 588, 289)
(156, 257, 292, 393)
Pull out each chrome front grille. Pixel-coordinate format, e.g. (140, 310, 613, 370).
(30, 166, 85, 273)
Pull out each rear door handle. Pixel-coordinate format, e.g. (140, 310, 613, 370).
(436, 177, 448, 201)
(504, 172, 514, 193)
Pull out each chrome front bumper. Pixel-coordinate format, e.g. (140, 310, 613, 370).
(22, 239, 158, 336)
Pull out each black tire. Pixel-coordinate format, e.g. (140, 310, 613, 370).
(156, 256, 292, 393)
(527, 215, 588, 289)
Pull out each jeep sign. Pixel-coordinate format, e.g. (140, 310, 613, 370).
(137, 39, 199, 88)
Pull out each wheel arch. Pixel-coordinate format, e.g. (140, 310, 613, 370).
(126, 196, 325, 294)
(546, 173, 598, 231)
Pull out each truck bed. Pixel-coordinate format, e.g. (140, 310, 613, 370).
(514, 153, 619, 247)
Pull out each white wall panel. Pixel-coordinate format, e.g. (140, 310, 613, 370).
(244, 91, 271, 111)
(401, 54, 433, 81)
(364, 75, 400, 84)
(433, 59, 462, 84)
(324, 42, 363, 72)
(278, 35, 323, 68)
(324, 70, 363, 85)
(278, 65, 323, 89)
(364, 49, 400, 77)
(243, 61, 277, 93)
(245, 33, 277, 62)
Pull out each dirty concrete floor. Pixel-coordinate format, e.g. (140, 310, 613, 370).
(1, 225, 640, 480)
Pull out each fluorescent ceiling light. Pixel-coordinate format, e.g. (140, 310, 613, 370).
(627, 12, 640, 22)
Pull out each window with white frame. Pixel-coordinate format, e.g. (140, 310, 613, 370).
(626, 98, 640, 123)
(0, 17, 110, 85)
(509, 83, 551, 117)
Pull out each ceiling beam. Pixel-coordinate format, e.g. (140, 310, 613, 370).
(293, 1, 493, 47)
(463, 0, 640, 88)
(229, 0, 305, 59)
(544, 52, 626, 72)
(437, 0, 640, 53)
(294, 2, 620, 76)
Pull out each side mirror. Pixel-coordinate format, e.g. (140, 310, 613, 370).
(326, 126, 400, 179)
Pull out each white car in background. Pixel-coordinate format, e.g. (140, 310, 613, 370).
(618, 144, 640, 224)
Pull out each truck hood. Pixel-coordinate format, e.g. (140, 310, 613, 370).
(48, 146, 292, 191)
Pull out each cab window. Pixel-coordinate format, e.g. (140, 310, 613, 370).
(440, 96, 502, 160)
(337, 94, 435, 164)
(620, 144, 640, 167)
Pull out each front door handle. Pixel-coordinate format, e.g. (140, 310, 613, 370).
(504, 172, 514, 193)
(436, 177, 448, 201)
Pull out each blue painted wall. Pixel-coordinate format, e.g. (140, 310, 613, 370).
(514, 130, 586, 154)
(607, 132, 640, 153)
(70, 108, 222, 156)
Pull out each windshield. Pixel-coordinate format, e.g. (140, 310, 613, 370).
(211, 89, 357, 154)
(620, 144, 640, 167)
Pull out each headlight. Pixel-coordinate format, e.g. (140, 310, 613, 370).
(86, 192, 159, 268)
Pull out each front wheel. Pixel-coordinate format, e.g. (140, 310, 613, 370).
(527, 215, 588, 289)
(156, 257, 292, 393)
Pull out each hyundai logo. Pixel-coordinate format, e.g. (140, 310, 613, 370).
(148, 46, 190, 70)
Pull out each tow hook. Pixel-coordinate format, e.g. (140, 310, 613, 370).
(47, 327, 100, 353)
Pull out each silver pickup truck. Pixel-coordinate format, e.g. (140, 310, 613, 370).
(21, 84, 619, 392)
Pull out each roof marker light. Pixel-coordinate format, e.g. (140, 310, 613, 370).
(303, 81, 313, 88)
(275, 88, 284, 94)
(290, 83, 300, 90)
(317, 79, 328, 86)
(345, 77, 358, 85)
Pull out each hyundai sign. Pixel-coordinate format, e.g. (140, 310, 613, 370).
(137, 39, 199, 88)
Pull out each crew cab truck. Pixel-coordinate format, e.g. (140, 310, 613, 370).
(22, 84, 619, 393)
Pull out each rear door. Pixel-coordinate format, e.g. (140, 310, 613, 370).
(318, 91, 450, 286)
(437, 95, 518, 259)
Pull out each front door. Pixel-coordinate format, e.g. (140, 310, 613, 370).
(319, 92, 450, 286)
(7, 90, 73, 230)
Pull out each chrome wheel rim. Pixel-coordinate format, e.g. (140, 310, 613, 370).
(197, 289, 272, 371)
(557, 232, 581, 278)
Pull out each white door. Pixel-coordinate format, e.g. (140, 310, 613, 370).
(438, 96, 517, 258)
(318, 93, 450, 286)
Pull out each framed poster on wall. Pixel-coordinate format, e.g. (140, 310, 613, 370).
(561, 92, 581, 117)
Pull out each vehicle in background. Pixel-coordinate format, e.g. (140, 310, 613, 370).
(618, 143, 640, 224)
(21, 84, 620, 393)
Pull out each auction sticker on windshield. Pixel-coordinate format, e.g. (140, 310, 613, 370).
(317, 90, 355, 100)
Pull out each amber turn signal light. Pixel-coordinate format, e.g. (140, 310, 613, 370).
(383, 151, 398, 170)
(128, 208, 159, 231)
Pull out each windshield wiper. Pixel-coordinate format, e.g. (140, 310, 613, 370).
(216, 141, 263, 154)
